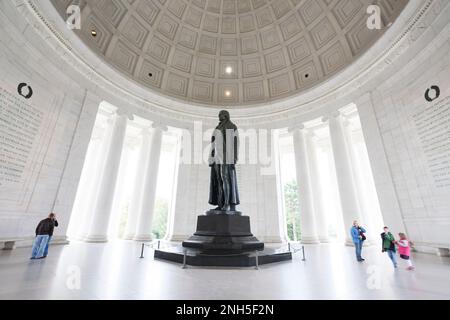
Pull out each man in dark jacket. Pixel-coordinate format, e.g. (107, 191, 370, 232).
(43, 213, 58, 257)
(30, 213, 58, 259)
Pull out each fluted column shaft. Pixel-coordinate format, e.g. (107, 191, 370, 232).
(326, 112, 362, 245)
(291, 126, 319, 244)
(123, 128, 152, 240)
(134, 124, 166, 241)
(85, 111, 130, 242)
(74, 120, 113, 241)
(343, 120, 377, 244)
(305, 132, 330, 243)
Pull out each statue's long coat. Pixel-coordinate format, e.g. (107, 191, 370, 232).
(208, 118, 240, 207)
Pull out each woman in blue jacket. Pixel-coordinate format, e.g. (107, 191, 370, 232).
(350, 220, 366, 262)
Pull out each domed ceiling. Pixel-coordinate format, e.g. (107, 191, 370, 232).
(51, 0, 407, 107)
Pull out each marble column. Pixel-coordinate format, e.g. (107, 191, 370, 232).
(291, 125, 319, 244)
(73, 119, 113, 241)
(84, 110, 131, 242)
(324, 112, 362, 245)
(123, 128, 152, 240)
(343, 119, 376, 244)
(306, 131, 330, 243)
(134, 123, 167, 241)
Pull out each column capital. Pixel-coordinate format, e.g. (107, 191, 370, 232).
(116, 109, 134, 120)
(322, 111, 343, 123)
(287, 123, 306, 134)
(330, 110, 342, 119)
(151, 122, 168, 132)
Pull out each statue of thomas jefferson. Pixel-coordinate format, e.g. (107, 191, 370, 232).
(180, 110, 267, 256)
(208, 110, 240, 212)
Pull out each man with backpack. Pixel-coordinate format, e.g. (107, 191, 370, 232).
(350, 220, 367, 262)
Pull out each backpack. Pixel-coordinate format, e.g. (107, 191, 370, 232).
(359, 228, 366, 241)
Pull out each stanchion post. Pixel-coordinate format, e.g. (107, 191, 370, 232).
(288, 242, 291, 252)
(140, 243, 145, 259)
(302, 245, 306, 261)
(255, 250, 259, 270)
(182, 249, 187, 269)
(158, 240, 160, 249)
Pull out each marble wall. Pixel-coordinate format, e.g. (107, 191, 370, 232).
(0, 1, 100, 247)
(357, 23, 450, 253)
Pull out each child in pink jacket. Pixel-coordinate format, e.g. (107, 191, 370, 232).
(396, 233, 414, 270)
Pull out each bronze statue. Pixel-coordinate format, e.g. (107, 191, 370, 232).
(208, 110, 240, 212)
(178, 111, 269, 258)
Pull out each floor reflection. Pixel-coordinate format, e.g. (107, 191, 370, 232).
(1, 240, 449, 300)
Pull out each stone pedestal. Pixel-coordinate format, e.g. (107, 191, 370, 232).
(182, 213, 264, 252)
(155, 212, 292, 267)
(154, 246, 292, 267)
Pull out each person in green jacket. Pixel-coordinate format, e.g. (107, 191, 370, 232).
(381, 226, 397, 268)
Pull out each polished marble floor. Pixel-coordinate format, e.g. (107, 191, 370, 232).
(0, 240, 449, 300)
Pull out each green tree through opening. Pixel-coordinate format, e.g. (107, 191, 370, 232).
(284, 180, 301, 241)
(151, 198, 168, 239)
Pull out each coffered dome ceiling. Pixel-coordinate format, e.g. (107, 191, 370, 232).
(51, 0, 407, 107)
